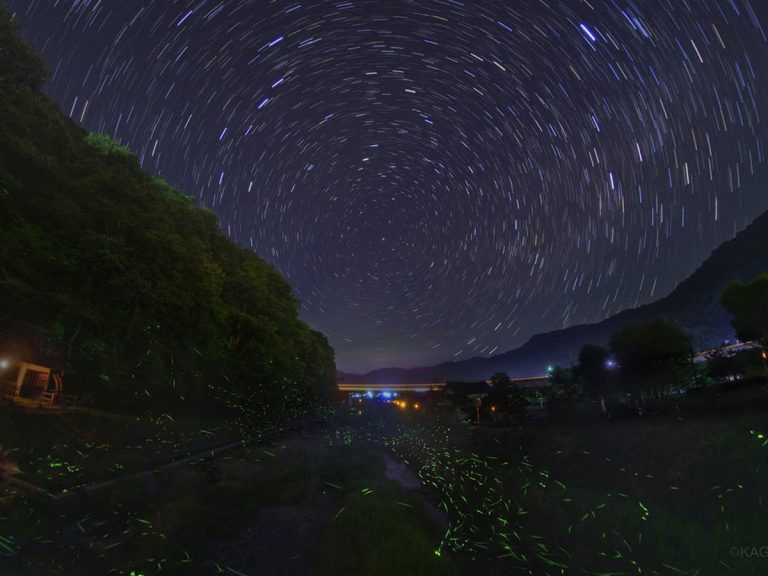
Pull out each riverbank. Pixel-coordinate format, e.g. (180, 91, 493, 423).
(3, 398, 767, 575)
(0, 410, 452, 575)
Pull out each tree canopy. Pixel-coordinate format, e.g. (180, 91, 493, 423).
(489, 371, 511, 389)
(578, 343, 608, 399)
(609, 319, 691, 399)
(721, 273, 768, 345)
(486, 371, 528, 415)
(0, 5, 45, 92)
(84, 132, 136, 158)
(0, 9, 335, 420)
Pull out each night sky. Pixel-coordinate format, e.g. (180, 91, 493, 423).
(8, 0, 768, 373)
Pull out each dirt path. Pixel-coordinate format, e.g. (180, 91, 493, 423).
(202, 423, 449, 575)
(204, 430, 336, 576)
(382, 451, 421, 490)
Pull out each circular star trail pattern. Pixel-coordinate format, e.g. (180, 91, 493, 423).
(9, 0, 768, 372)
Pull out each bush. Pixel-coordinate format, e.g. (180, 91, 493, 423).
(84, 132, 136, 158)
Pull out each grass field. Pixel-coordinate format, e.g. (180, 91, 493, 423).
(383, 392, 768, 575)
(504, 407, 768, 575)
(1, 413, 453, 575)
(0, 404, 236, 490)
(2, 391, 768, 575)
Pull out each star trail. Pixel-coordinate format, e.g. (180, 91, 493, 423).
(8, 0, 768, 373)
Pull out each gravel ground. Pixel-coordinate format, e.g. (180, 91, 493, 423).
(206, 492, 335, 576)
(203, 429, 336, 575)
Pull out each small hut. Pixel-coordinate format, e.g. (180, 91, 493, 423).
(0, 323, 64, 407)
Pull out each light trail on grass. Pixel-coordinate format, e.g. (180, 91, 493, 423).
(334, 409, 765, 575)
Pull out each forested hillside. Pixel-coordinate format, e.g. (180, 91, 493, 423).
(0, 8, 335, 417)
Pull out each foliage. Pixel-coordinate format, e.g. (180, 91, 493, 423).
(721, 273, 768, 345)
(0, 5, 45, 92)
(489, 371, 511, 388)
(576, 343, 614, 413)
(507, 385, 530, 414)
(151, 176, 194, 206)
(609, 319, 692, 401)
(690, 362, 712, 389)
(705, 346, 742, 383)
(546, 369, 581, 414)
(577, 344, 608, 398)
(543, 388, 568, 414)
(548, 365, 574, 385)
(315, 444, 454, 576)
(730, 348, 768, 380)
(83, 132, 136, 158)
(0, 11, 335, 419)
(487, 373, 529, 415)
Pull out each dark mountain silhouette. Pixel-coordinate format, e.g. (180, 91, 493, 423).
(341, 210, 768, 383)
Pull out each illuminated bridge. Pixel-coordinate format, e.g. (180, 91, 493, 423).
(337, 382, 446, 393)
(337, 375, 551, 394)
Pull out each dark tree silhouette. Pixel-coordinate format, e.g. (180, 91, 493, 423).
(721, 273, 768, 345)
(489, 371, 512, 389)
(578, 344, 609, 413)
(487, 371, 528, 417)
(0, 6, 46, 91)
(610, 319, 691, 404)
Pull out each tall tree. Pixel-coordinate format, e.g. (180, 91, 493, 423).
(548, 366, 574, 386)
(610, 319, 691, 404)
(489, 371, 512, 389)
(721, 273, 768, 345)
(578, 343, 609, 413)
(487, 371, 528, 416)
